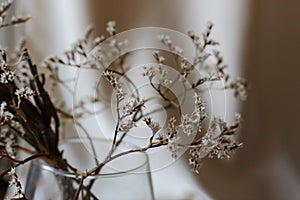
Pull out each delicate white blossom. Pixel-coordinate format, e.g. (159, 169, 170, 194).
(7, 167, 26, 199)
(153, 50, 165, 64)
(106, 20, 116, 35)
(0, 101, 13, 124)
(230, 78, 248, 101)
(120, 98, 144, 117)
(166, 117, 179, 159)
(103, 70, 125, 101)
(0, 70, 15, 83)
(173, 45, 183, 55)
(118, 119, 135, 133)
(181, 114, 195, 136)
(15, 86, 35, 99)
(7, 167, 16, 176)
(142, 65, 156, 80)
(158, 35, 172, 46)
(144, 116, 160, 134)
(188, 116, 243, 173)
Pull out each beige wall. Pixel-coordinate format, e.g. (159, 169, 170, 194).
(199, 0, 300, 199)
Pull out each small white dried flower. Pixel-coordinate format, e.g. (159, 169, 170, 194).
(115, 86, 125, 101)
(0, 70, 15, 83)
(187, 115, 242, 172)
(208, 117, 227, 138)
(158, 35, 172, 46)
(0, 101, 7, 110)
(103, 70, 118, 88)
(117, 39, 128, 48)
(1, 125, 17, 157)
(230, 78, 248, 101)
(167, 118, 180, 159)
(7, 167, 26, 199)
(7, 167, 15, 176)
(168, 136, 179, 159)
(188, 147, 204, 174)
(144, 116, 160, 134)
(5, 139, 14, 156)
(88, 46, 104, 64)
(167, 117, 178, 138)
(118, 119, 135, 133)
(173, 45, 183, 55)
(0, 0, 13, 16)
(93, 35, 105, 45)
(15, 86, 35, 99)
(103, 70, 125, 100)
(193, 93, 206, 122)
(120, 98, 144, 116)
(161, 79, 172, 86)
(159, 69, 172, 87)
(234, 113, 242, 124)
(106, 20, 116, 35)
(180, 58, 188, 70)
(0, 101, 13, 124)
(142, 65, 156, 80)
(153, 50, 165, 64)
(181, 114, 195, 136)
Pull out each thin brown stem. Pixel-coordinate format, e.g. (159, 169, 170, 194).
(0, 153, 49, 177)
(72, 175, 86, 200)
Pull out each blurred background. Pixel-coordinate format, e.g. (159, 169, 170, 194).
(1, 0, 299, 199)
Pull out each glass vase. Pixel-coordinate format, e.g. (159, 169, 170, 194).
(25, 138, 154, 200)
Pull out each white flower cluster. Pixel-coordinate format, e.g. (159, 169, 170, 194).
(142, 65, 156, 80)
(153, 94, 207, 159)
(181, 114, 196, 136)
(153, 50, 165, 64)
(188, 148, 204, 174)
(115, 98, 146, 134)
(15, 86, 35, 99)
(120, 98, 144, 117)
(7, 167, 26, 199)
(5, 138, 14, 156)
(158, 35, 183, 55)
(109, 38, 128, 49)
(0, 101, 13, 125)
(230, 78, 248, 101)
(142, 51, 173, 87)
(144, 116, 161, 135)
(193, 93, 206, 121)
(103, 70, 125, 101)
(188, 115, 242, 173)
(159, 68, 172, 87)
(0, 70, 15, 83)
(180, 94, 206, 136)
(0, 0, 30, 29)
(0, 126, 17, 157)
(165, 117, 180, 159)
(0, 51, 16, 83)
(0, 0, 13, 17)
(106, 20, 116, 36)
(118, 119, 135, 133)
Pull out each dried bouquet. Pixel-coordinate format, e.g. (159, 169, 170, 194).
(0, 1, 247, 199)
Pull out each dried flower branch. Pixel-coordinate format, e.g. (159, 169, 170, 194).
(0, 2, 247, 199)
(0, 0, 30, 29)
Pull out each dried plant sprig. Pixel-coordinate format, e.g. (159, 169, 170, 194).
(188, 115, 243, 173)
(6, 167, 27, 200)
(0, 0, 30, 29)
(0, 3, 247, 198)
